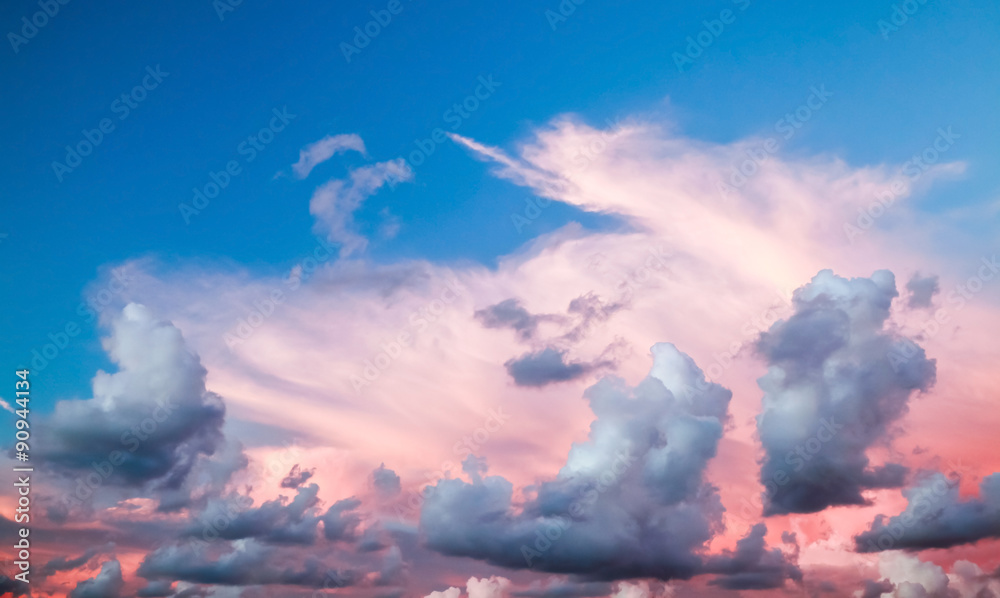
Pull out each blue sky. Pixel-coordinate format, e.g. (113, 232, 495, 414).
(2, 0, 998, 400)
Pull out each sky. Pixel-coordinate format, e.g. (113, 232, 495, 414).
(1, 0, 999, 596)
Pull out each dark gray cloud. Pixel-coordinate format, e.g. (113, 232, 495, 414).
(478, 294, 629, 387)
(322, 497, 363, 541)
(857, 579, 894, 598)
(513, 581, 612, 598)
(474, 298, 558, 340)
(906, 272, 940, 309)
(755, 270, 936, 515)
(280, 464, 315, 489)
(136, 580, 175, 597)
(0, 575, 29, 597)
(68, 559, 125, 598)
(373, 463, 402, 497)
(184, 484, 322, 545)
(36, 304, 226, 495)
(137, 540, 358, 588)
(855, 472, 1000, 552)
(420, 343, 796, 586)
(504, 347, 596, 387)
(38, 542, 115, 580)
(703, 524, 802, 590)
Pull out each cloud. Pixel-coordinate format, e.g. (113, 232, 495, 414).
(479, 293, 628, 387)
(906, 273, 940, 309)
(372, 463, 402, 497)
(755, 270, 936, 515)
(474, 298, 554, 341)
(503, 347, 599, 387)
(184, 484, 323, 545)
(69, 559, 125, 598)
(421, 343, 799, 585)
(425, 588, 462, 598)
(855, 472, 1000, 552)
(292, 134, 367, 179)
(856, 552, 1000, 598)
(703, 523, 803, 590)
(137, 580, 176, 597)
(321, 497, 363, 541)
(137, 540, 357, 588)
(280, 464, 315, 489)
(38, 542, 115, 580)
(0, 575, 29, 597)
(36, 304, 226, 496)
(309, 159, 413, 257)
(467, 576, 512, 598)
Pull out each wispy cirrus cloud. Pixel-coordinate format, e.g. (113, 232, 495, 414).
(292, 133, 367, 179)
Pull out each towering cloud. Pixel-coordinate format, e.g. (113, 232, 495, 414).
(420, 343, 799, 587)
(755, 270, 936, 515)
(37, 304, 226, 496)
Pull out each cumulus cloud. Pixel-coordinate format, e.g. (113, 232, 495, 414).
(37, 304, 226, 497)
(309, 159, 412, 257)
(420, 343, 796, 585)
(906, 273, 940, 309)
(69, 559, 125, 598)
(467, 576, 512, 598)
(755, 270, 936, 515)
(292, 133, 367, 179)
(855, 472, 1000, 552)
(426, 588, 462, 598)
(855, 552, 1000, 598)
